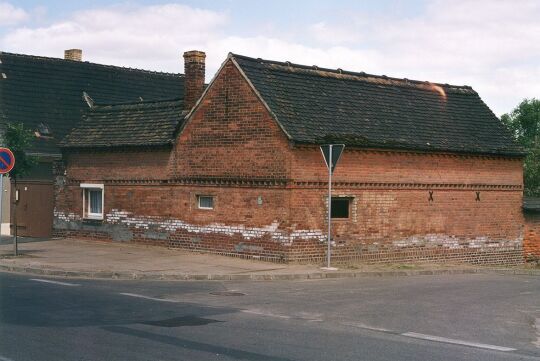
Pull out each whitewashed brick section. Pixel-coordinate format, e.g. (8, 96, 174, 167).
(54, 209, 521, 251)
(392, 234, 522, 250)
(102, 209, 326, 245)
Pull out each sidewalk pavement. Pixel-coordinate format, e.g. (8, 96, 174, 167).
(0, 238, 538, 280)
(0, 235, 48, 245)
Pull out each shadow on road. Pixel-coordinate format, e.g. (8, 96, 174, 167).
(103, 325, 295, 361)
(0, 276, 238, 328)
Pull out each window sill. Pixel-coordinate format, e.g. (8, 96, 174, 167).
(82, 218, 103, 226)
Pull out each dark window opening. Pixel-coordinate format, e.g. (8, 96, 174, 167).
(331, 198, 350, 219)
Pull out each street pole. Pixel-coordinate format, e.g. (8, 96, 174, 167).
(327, 145, 332, 269)
(13, 179, 17, 256)
(320, 143, 343, 271)
(0, 174, 3, 241)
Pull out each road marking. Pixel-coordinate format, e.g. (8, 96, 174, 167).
(401, 332, 516, 352)
(0, 354, 15, 361)
(242, 309, 325, 322)
(241, 309, 291, 319)
(118, 293, 179, 303)
(341, 321, 392, 333)
(30, 279, 80, 287)
(534, 318, 540, 348)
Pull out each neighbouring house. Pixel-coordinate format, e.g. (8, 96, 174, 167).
(55, 51, 528, 265)
(523, 197, 540, 261)
(0, 49, 184, 237)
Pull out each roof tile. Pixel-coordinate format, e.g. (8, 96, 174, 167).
(0, 52, 183, 155)
(61, 99, 183, 148)
(232, 54, 523, 156)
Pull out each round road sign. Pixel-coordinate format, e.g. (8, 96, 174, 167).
(0, 147, 15, 174)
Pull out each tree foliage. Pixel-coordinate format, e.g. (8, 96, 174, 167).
(2, 122, 37, 180)
(501, 98, 540, 196)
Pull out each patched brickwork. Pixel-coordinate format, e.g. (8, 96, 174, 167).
(54, 58, 526, 266)
(524, 213, 540, 261)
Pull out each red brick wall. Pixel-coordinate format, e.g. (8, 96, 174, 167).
(524, 213, 540, 260)
(171, 60, 292, 180)
(288, 146, 523, 236)
(285, 147, 524, 263)
(65, 148, 171, 181)
(291, 147, 522, 185)
(289, 188, 522, 240)
(54, 183, 293, 261)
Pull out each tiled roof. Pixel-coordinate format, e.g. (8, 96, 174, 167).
(0, 51, 183, 156)
(61, 99, 183, 148)
(523, 197, 540, 212)
(232, 54, 524, 156)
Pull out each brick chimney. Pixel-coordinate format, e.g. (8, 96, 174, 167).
(183, 50, 205, 111)
(64, 49, 82, 61)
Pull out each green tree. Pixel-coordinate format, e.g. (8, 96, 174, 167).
(3, 122, 37, 179)
(2, 122, 37, 255)
(501, 98, 540, 196)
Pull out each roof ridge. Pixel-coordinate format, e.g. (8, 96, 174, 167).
(0, 51, 184, 77)
(230, 53, 474, 92)
(92, 97, 183, 109)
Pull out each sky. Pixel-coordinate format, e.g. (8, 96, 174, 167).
(1, 0, 539, 116)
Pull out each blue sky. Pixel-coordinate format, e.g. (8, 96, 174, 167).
(1, 0, 539, 115)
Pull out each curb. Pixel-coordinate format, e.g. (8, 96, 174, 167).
(0, 263, 539, 281)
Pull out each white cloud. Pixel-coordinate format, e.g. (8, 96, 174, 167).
(0, 2, 28, 26)
(302, 0, 540, 114)
(1, 1, 538, 114)
(308, 22, 361, 45)
(2, 4, 227, 72)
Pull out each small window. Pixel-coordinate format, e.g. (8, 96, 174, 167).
(81, 183, 104, 220)
(198, 195, 214, 209)
(331, 198, 350, 219)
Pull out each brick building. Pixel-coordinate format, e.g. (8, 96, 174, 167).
(0, 49, 183, 237)
(55, 51, 527, 265)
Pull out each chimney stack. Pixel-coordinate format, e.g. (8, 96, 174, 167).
(64, 49, 82, 61)
(183, 50, 206, 111)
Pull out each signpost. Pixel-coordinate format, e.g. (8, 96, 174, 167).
(0, 148, 15, 254)
(320, 144, 345, 270)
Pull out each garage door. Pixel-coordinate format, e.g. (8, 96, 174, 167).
(11, 181, 54, 238)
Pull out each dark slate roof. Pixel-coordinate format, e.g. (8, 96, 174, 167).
(523, 197, 540, 212)
(61, 99, 183, 148)
(232, 54, 523, 156)
(0, 51, 183, 156)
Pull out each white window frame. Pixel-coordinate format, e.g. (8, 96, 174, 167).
(81, 183, 104, 220)
(197, 195, 214, 210)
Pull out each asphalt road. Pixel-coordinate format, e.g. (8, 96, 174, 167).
(0, 272, 538, 361)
